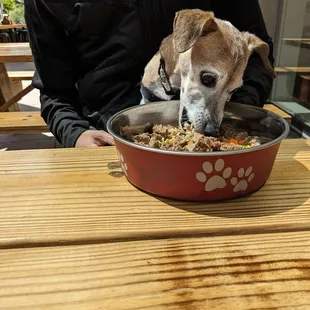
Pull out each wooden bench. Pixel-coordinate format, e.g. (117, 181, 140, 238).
(8, 70, 34, 81)
(264, 104, 292, 124)
(0, 104, 291, 135)
(0, 111, 48, 134)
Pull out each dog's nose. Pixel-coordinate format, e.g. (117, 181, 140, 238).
(204, 124, 220, 137)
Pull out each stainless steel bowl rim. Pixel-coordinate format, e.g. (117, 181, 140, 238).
(107, 101, 290, 157)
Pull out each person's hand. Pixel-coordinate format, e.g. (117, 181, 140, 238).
(75, 130, 115, 148)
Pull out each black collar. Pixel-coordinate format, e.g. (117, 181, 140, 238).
(141, 57, 180, 103)
(158, 58, 180, 97)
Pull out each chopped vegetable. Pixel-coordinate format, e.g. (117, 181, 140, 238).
(226, 138, 239, 144)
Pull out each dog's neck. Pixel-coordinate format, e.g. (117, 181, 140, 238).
(141, 35, 181, 102)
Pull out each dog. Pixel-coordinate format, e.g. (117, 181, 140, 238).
(140, 9, 276, 137)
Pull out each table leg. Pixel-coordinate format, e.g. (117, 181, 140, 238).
(10, 80, 23, 111)
(0, 63, 20, 112)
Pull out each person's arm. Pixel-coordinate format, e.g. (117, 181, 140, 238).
(212, 0, 275, 107)
(25, 0, 107, 147)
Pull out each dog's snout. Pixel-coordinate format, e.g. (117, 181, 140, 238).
(204, 124, 220, 137)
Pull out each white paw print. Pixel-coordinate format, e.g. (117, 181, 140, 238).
(196, 159, 232, 192)
(117, 150, 128, 176)
(231, 167, 255, 193)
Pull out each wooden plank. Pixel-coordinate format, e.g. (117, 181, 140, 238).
(0, 111, 48, 134)
(0, 24, 26, 30)
(283, 38, 310, 42)
(8, 71, 34, 81)
(264, 104, 292, 123)
(282, 39, 310, 48)
(275, 67, 310, 73)
(0, 231, 310, 309)
(0, 43, 29, 47)
(0, 43, 32, 62)
(0, 140, 309, 248)
(0, 84, 34, 112)
(0, 63, 13, 103)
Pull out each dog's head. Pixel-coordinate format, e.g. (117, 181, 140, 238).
(172, 9, 276, 136)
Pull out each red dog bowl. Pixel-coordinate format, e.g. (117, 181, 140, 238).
(107, 101, 289, 201)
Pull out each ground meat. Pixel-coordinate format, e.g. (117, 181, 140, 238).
(219, 143, 243, 151)
(134, 133, 151, 145)
(221, 123, 249, 140)
(123, 122, 261, 152)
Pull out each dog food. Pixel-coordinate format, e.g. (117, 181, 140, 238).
(121, 123, 261, 152)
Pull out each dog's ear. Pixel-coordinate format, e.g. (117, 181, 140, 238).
(173, 9, 218, 53)
(244, 33, 276, 79)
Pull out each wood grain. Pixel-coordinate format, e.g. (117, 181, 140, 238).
(0, 140, 309, 248)
(0, 43, 32, 62)
(8, 80, 23, 112)
(0, 231, 310, 309)
(0, 62, 17, 112)
(0, 111, 48, 134)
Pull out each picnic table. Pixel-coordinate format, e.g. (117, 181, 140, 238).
(0, 24, 27, 31)
(0, 42, 33, 112)
(0, 139, 309, 309)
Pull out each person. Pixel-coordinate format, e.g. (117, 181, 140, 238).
(24, 0, 274, 148)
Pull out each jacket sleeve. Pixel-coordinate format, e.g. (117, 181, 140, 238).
(25, 0, 90, 147)
(213, 0, 275, 107)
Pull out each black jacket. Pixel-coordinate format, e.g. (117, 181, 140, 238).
(25, 0, 274, 147)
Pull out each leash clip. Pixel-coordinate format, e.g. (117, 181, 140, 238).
(159, 67, 172, 93)
(159, 58, 176, 95)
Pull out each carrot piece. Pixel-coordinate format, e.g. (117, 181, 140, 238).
(238, 140, 245, 145)
(226, 138, 239, 144)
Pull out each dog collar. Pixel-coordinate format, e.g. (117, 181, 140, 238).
(158, 58, 180, 97)
(140, 57, 180, 103)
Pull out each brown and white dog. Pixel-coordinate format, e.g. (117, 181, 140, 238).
(140, 9, 276, 136)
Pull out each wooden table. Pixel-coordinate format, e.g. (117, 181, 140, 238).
(0, 42, 32, 62)
(0, 24, 27, 30)
(0, 42, 33, 112)
(0, 139, 309, 309)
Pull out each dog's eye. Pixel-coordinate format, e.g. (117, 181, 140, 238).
(200, 72, 217, 88)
